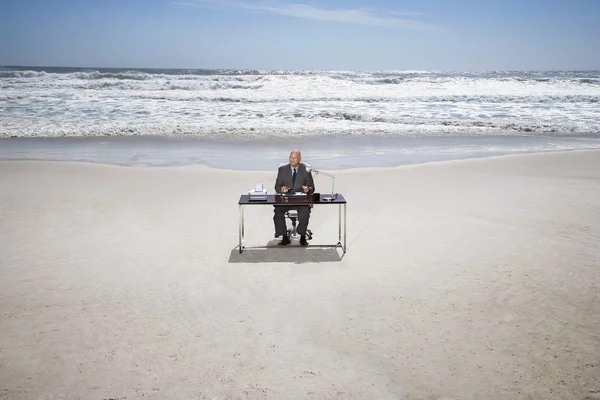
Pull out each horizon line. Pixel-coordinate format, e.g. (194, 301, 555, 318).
(2, 64, 599, 73)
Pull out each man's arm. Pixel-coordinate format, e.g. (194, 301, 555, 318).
(275, 166, 284, 193)
(304, 171, 315, 194)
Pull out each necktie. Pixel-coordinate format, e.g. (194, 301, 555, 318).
(292, 168, 297, 188)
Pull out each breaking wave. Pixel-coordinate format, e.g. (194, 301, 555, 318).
(1, 66, 599, 139)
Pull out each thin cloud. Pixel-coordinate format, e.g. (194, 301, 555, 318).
(386, 11, 426, 17)
(174, 1, 440, 30)
(171, 1, 203, 8)
(171, 0, 223, 10)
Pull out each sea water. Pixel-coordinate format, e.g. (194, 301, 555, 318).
(1, 67, 599, 169)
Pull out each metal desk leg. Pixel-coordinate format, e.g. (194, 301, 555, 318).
(343, 203, 347, 253)
(338, 203, 342, 244)
(239, 204, 244, 253)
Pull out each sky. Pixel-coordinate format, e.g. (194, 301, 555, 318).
(1, 0, 599, 71)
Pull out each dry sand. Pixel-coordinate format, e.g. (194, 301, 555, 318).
(0, 150, 599, 400)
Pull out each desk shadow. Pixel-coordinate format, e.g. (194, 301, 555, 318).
(228, 239, 343, 264)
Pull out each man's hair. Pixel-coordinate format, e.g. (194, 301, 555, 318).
(290, 149, 302, 158)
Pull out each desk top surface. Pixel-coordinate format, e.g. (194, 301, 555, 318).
(239, 194, 346, 205)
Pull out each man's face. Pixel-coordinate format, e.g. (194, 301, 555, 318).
(289, 151, 300, 167)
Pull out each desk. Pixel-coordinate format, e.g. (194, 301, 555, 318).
(238, 194, 347, 254)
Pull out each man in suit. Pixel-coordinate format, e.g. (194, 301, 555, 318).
(274, 149, 315, 246)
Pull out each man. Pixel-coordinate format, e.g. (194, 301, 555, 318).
(274, 150, 315, 246)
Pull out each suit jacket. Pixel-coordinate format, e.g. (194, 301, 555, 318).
(275, 163, 315, 194)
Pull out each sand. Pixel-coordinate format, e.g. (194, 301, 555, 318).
(0, 150, 599, 400)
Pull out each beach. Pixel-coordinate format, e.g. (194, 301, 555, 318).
(0, 149, 598, 400)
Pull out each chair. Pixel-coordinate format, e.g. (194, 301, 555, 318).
(285, 209, 313, 240)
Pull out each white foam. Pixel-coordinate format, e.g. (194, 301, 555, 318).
(1, 69, 599, 139)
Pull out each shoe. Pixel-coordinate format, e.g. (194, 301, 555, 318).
(278, 235, 291, 246)
(300, 235, 308, 246)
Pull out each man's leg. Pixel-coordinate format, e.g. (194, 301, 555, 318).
(296, 206, 311, 236)
(273, 206, 288, 237)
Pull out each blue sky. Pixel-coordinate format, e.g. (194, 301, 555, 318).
(1, 0, 599, 70)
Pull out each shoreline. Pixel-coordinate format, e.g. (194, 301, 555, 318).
(1, 147, 599, 176)
(1, 147, 599, 174)
(1, 134, 600, 171)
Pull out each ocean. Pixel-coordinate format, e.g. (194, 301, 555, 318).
(1, 66, 599, 169)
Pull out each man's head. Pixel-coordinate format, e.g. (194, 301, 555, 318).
(289, 150, 302, 168)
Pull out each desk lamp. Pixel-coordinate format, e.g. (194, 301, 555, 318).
(303, 163, 337, 202)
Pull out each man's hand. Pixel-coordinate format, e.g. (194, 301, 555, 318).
(302, 186, 310, 193)
(281, 186, 289, 193)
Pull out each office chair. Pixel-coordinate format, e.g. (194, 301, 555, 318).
(285, 209, 313, 240)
